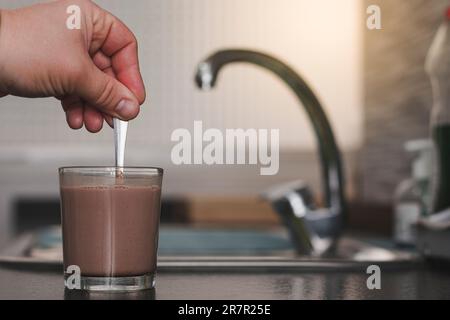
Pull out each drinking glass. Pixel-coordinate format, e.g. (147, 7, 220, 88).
(59, 167, 163, 291)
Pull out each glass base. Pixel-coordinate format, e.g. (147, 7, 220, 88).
(65, 273, 155, 292)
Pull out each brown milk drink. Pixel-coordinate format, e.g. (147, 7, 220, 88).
(60, 185, 161, 277)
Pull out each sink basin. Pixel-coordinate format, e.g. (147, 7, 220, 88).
(0, 226, 421, 272)
(159, 227, 293, 256)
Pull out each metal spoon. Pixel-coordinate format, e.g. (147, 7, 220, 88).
(113, 118, 128, 175)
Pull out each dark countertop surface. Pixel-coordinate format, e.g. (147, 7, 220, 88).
(1, 262, 450, 300)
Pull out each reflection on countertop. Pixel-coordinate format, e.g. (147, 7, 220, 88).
(0, 261, 450, 299)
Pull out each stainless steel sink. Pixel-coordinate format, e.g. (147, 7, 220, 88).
(0, 226, 421, 272)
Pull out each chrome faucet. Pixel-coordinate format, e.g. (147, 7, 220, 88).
(194, 49, 346, 256)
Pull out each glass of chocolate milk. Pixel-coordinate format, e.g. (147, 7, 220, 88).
(59, 167, 163, 292)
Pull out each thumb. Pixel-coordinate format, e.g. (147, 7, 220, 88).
(75, 63, 140, 121)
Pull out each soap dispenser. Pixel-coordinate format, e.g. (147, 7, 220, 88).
(415, 7, 450, 260)
(425, 8, 450, 214)
(394, 140, 433, 246)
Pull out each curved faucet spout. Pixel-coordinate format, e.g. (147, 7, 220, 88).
(195, 49, 346, 255)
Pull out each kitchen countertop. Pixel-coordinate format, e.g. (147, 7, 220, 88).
(1, 262, 450, 299)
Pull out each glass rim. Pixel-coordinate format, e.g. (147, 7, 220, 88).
(59, 166, 163, 175)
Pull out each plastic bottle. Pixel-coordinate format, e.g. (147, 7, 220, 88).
(425, 8, 450, 214)
(394, 140, 432, 246)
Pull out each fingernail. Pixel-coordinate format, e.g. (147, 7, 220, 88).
(105, 117, 114, 129)
(115, 99, 138, 119)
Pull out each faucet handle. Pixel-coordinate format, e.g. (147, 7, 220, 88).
(263, 180, 316, 216)
(262, 180, 338, 256)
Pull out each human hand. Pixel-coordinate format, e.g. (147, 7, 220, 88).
(0, 0, 146, 132)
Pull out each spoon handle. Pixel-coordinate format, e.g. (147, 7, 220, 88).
(113, 118, 128, 168)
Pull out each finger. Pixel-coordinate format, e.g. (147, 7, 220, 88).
(66, 106, 84, 130)
(92, 50, 112, 71)
(61, 96, 84, 130)
(101, 66, 119, 128)
(83, 105, 104, 133)
(102, 65, 115, 78)
(75, 61, 140, 120)
(90, 55, 122, 126)
(103, 64, 116, 129)
(104, 114, 114, 128)
(90, 10, 146, 104)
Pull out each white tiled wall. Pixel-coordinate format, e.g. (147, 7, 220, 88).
(0, 0, 363, 152)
